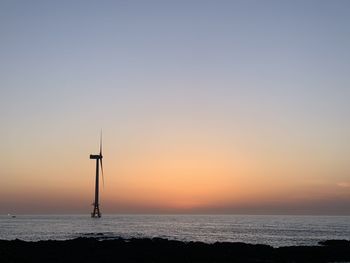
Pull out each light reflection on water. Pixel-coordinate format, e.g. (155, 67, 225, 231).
(0, 215, 349, 247)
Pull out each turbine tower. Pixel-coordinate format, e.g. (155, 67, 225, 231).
(90, 132, 104, 218)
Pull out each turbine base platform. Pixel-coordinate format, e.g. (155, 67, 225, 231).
(91, 205, 101, 218)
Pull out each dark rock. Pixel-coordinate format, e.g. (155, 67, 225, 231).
(0, 238, 349, 263)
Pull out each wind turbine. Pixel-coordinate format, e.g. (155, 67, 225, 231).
(90, 132, 104, 218)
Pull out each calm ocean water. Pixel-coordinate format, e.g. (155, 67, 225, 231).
(0, 215, 349, 247)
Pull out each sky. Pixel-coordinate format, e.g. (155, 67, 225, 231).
(1, 0, 349, 214)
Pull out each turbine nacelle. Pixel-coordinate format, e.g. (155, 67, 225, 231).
(90, 154, 102, 159)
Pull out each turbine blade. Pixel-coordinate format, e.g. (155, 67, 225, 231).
(100, 158, 104, 189)
(100, 130, 103, 156)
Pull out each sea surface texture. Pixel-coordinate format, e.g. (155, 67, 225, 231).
(0, 215, 349, 247)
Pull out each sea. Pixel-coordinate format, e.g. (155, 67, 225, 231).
(0, 215, 349, 247)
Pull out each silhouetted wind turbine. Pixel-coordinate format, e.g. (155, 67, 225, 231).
(90, 132, 104, 218)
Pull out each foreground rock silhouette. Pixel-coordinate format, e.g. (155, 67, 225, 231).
(0, 237, 349, 262)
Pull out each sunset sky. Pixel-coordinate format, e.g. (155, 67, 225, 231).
(1, 0, 349, 214)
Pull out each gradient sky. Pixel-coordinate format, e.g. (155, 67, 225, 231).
(1, 0, 349, 214)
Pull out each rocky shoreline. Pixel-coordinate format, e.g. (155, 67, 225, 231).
(0, 237, 349, 262)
